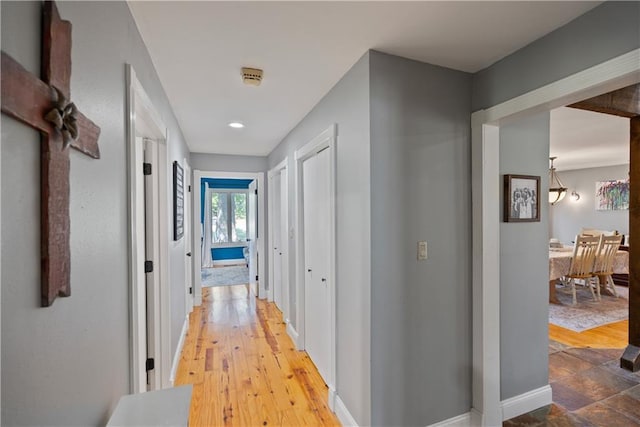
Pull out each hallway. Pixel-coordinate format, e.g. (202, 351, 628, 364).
(174, 285, 340, 426)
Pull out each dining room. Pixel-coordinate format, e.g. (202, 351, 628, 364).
(547, 105, 631, 347)
(530, 96, 640, 423)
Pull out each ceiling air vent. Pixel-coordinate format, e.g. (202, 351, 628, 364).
(241, 67, 263, 86)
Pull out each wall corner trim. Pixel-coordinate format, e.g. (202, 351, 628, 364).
(501, 385, 553, 421)
(469, 408, 483, 427)
(334, 394, 358, 427)
(286, 322, 301, 350)
(427, 412, 472, 427)
(170, 316, 190, 385)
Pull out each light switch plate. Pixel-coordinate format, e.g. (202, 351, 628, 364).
(418, 241, 428, 260)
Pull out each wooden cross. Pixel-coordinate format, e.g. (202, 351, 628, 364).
(1, 1, 101, 307)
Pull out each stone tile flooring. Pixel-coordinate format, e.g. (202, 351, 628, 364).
(504, 341, 640, 426)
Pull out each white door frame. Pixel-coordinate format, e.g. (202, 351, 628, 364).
(193, 170, 266, 304)
(268, 158, 289, 318)
(471, 49, 640, 425)
(183, 159, 194, 315)
(294, 124, 337, 405)
(126, 64, 172, 393)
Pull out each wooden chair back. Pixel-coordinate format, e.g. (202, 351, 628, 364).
(594, 234, 623, 274)
(567, 235, 600, 278)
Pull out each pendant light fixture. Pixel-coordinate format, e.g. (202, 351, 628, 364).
(548, 157, 567, 205)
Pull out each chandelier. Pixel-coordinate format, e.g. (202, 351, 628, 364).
(548, 157, 567, 205)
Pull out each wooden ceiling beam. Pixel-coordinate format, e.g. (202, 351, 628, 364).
(568, 84, 640, 118)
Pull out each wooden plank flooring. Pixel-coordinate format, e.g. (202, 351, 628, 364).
(175, 285, 341, 426)
(549, 320, 628, 349)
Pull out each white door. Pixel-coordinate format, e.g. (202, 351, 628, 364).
(272, 173, 283, 309)
(248, 180, 258, 295)
(279, 169, 289, 321)
(302, 148, 331, 383)
(184, 161, 194, 314)
(143, 138, 161, 391)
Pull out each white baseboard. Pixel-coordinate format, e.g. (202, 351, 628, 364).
(212, 258, 246, 265)
(427, 412, 471, 427)
(170, 316, 189, 385)
(469, 408, 483, 427)
(328, 387, 337, 411)
(334, 395, 358, 427)
(286, 322, 301, 350)
(501, 385, 552, 421)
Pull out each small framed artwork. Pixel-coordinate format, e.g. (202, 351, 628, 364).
(595, 179, 629, 211)
(173, 161, 184, 240)
(503, 174, 540, 222)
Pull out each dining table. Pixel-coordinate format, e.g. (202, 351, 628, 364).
(549, 247, 630, 304)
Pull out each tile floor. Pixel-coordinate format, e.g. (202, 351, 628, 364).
(504, 341, 640, 426)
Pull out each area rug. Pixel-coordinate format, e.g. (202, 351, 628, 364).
(549, 284, 628, 332)
(201, 266, 250, 288)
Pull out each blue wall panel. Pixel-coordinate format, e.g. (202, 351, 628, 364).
(212, 247, 246, 260)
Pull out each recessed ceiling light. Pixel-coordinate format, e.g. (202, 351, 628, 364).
(228, 122, 244, 129)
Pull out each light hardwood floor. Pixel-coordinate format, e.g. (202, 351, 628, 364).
(549, 319, 628, 349)
(175, 285, 341, 426)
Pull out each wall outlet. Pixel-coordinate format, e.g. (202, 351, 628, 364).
(418, 241, 428, 260)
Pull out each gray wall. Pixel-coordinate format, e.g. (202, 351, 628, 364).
(190, 153, 267, 173)
(499, 113, 550, 400)
(472, 1, 640, 111)
(267, 53, 372, 426)
(1, 1, 190, 425)
(550, 164, 630, 245)
(369, 51, 472, 426)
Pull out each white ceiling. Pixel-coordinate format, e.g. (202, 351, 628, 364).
(550, 107, 629, 172)
(128, 1, 601, 156)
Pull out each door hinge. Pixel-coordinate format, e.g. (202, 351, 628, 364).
(189, 287, 193, 295)
(146, 358, 155, 372)
(143, 163, 152, 175)
(255, 189, 258, 195)
(188, 185, 191, 192)
(144, 260, 153, 273)
(256, 275, 259, 281)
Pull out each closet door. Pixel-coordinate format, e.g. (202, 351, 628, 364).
(303, 148, 331, 383)
(279, 169, 289, 320)
(272, 173, 283, 309)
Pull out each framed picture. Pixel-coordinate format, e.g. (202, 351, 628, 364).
(595, 179, 629, 211)
(503, 174, 540, 222)
(173, 161, 184, 240)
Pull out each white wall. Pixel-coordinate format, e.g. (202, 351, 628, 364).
(1, 2, 190, 425)
(550, 164, 630, 245)
(267, 53, 371, 426)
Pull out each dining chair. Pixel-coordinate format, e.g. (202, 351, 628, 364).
(592, 234, 624, 299)
(566, 235, 600, 305)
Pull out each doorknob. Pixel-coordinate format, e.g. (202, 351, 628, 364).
(307, 268, 312, 272)
(321, 278, 327, 282)
(186, 252, 192, 257)
(279, 252, 282, 255)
